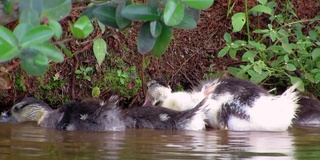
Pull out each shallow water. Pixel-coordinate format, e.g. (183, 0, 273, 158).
(0, 123, 320, 160)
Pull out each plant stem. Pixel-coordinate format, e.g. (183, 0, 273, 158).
(244, 0, 251, 41)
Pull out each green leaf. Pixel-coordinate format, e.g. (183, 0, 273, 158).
(148, 0, 159, 8)
(185, 6, 200, 22)
(305, 73, 315, 83)
(93, 5, 118, 28)
(29, 43, 64, 62)
(116, 2, 132, 29)
(138, 22, 157, 54)
(181, 0, 214, 9)
(163, 0, 184, 26)
(150, 21, 162, 38)
(258, 0, 267, 5)
(91, 87, 101, 98)
(229, 49, 237, 60)
(289, 76, 304, 91)
(58, 42, 73, 58)
(253, 29, 269, 33)
(48, 20, 62, 40)
(218, 47, 229, 57)
(93, 38, 107, 66)
(121, 4, 160, 21)
(20, 50, 48, 75)
(232, 12, 246, 32)
(253, 65, 262, 74)
(20, 26, 54, 47)
(0, 25, 18, 46)
(269, 30, 277, 42)
(0, 42, 20, 62)
(249, 5, 273, 15)
(312, 48, 320, 60)
(151, 25, 173, 57)
(19, 0, 41, 14)
(82, 5, 96, 19)
(13, 23, 33, 43)
(249, 71, 269, 84)
(282, 43, 292, 53)
(223, 33, 232, 43)
(315, 73, 320, 83)
(112, 0, 127, 3)
(19, 8, 40, 27)
(283, 63, 296, 71)
(34, 53, 49, 66)
(174, 12, 197, 29)
(69, 16, 94, 39)
(41, 0, 72, 21)
(227, 67, 241, 77)
(242, 51, 257, 62)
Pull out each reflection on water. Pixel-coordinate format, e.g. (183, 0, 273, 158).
(1, 123, 320, 160)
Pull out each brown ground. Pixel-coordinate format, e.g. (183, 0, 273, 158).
(0, 0, 319, 111)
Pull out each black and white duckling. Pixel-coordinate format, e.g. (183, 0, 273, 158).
(10, 96, 208, 131)
(293, 97, 320, 126)
(145, 77, 300, 131)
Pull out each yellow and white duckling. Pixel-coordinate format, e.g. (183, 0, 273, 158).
(145, 77, 300, 131)
(9, 96, 208, 131)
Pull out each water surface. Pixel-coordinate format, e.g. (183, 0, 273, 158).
(0, 123, 320, 159)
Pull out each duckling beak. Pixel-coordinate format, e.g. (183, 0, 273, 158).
(142, 96, 152, 107)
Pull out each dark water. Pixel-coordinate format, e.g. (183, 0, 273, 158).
(0, 123, 320, 160)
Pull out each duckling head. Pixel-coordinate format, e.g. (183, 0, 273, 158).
(11, 97, 52, 123)
(143, 78, 172, 106)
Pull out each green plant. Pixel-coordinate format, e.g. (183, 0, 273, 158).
(0, 0, 215, 76)
(218, 0, 320, 93)
(75, 66, 94, 81)
(116, 69, 130, 85)
(14, 74, 27, 92)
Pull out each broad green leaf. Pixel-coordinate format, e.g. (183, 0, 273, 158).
(93, 38, 107, 66)
(41, 0, 72, 21)
(34, 53, 49, 66)
(13, 23, 33, 43)
(312, 48, 320, 60)
(258, 0, 267, 5)
(242, 51, 257, 62)
(0, 25, 18, 46)
(282, 43, 292, 53)
(92, 86, 101, 98)
(0, 41, 20, 62)
(249, 5, 273, 15)
(289, 76, 304, 91)
(121, 4, 160, 21)
(223, 32, 232, 42)
(164, 0, 184, 26)
(181, 0, 214, 9)
(48, 20, 62, 40)
(229, 49, 237, 60)
(185, 6, 200, 22)
(253, 65, 262, 74)
(232, 12, 246, 32)
(19, 0, 41, 14)
(20, 26, 54, 47)
(249, 71, 269, 84)
(29, 43, 64, 62)
(218, 47, 229, 57)
(82, 5, 96, 19)
(69, 16, 94, 39)
(227, 67, 241, 77)
(269, 30, 277, 42)
(283, 63, 296, 71)
(150, 21, 162, 38)
(138, 22, 157, 54)
(315, 73, 320, 83)
(151, 25, 173, 57)
(305, 73, 315, 83)
(283, 54, 289, 62)
(19, 8, 40, 26)
(93, 5, 118, 28)
(116, 2, 132, 29)
(174, 12, 197, 29)
(253, 29, 269, 33)
(20, 50, 48, 75)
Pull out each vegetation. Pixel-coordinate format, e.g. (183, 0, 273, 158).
(218, 0, 320, 93)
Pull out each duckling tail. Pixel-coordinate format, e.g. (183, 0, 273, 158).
(175, 98, 208, 131)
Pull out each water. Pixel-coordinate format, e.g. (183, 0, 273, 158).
(0, 123, 320, 160)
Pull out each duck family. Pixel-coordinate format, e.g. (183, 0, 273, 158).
(5, 95, 208, 131)
(2, 76, 320, 132)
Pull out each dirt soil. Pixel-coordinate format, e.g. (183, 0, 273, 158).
(0, 0, 319, 111)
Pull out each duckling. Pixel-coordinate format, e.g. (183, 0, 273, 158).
(145, 77, 300, 131)
(293, 97, 320, 126)
(10, 96, 125, 131)
(10, 96, 208, 131)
